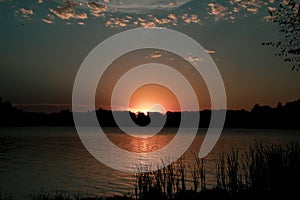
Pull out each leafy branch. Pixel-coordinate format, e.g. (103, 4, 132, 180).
(262, 0, 300, 71)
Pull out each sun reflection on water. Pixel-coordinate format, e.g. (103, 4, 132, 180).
(106, 130, 175, 153)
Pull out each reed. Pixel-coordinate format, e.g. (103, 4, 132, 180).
(0, 189, 12, 200)
(133, 141, 300, 199)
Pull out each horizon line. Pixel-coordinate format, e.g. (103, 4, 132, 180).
(5, 97, 299, 114)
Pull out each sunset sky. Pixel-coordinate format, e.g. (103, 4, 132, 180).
(0, 0, 299, 112)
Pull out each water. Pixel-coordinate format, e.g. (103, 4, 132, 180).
(0, 127, 299, 199)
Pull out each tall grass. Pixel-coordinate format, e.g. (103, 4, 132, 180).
(133, 156, 207, 200)
(0, 189, 12, 200)
(134, 141, 300, 200)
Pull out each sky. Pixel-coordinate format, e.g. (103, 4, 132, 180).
(0, 0, 299, 112)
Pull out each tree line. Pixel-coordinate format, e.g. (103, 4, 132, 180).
(0, 97, 299, 129)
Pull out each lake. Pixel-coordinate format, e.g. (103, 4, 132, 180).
(0, 127, 299, 199)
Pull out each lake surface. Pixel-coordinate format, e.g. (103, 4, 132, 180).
(0, 127, 299, 199)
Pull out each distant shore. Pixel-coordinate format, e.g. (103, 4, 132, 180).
(1, 98, 300, 129)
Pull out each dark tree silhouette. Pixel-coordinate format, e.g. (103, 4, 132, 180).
(1, 97, 300, 129)
(262, 0, 300, 71)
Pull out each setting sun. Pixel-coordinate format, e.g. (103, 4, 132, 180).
(129, 83, 180, 114)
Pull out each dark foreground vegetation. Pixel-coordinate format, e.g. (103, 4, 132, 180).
(1, 142, 299, 200)
(0, 97, 300, 129)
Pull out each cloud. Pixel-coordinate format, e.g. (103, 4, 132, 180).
(87, 0, 192, 13)
(19, 8, 34, 18)
(168, 13, 178, 21)
(182, 14, 201, 24)
(168, 2, 179, 7)
(10, 0, 201, 28)
(206, 0, 273, 22)
(42, 19, 54, 24)
(246, 7, 259, 14)
(11, 0, 276, 27)
(208, 3, 228, 21)
(152, 17, 172, 25)
(139, 21, 157, 28)
(50, 0, 87, 20)
(104, 12, 201, 28)
(263, 15, 273, 22)
(205, 49, 216, 54)
(229, 0, 266, 14)
(105, 17, 129, 27)
(262, 6, 277, 22)
(87, 1, 107, 17)
(267, 6, 276, 11)
(186, 55, 203, 63)
(145, 52, 163, 59)
(104, 11, 201, 28)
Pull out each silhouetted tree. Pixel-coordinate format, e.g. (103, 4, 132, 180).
(1, 97, 300, 129)
(276, 102, 283, 110)
(262, 0, 300, 71)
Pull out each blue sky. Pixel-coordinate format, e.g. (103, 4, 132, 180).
(0, 0, 299, 112)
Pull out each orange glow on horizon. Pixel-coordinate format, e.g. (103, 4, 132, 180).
(129, 83, 180, 114)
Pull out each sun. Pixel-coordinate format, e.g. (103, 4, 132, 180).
(130, 104, 167, 115)
(129, 83, 180, 114)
